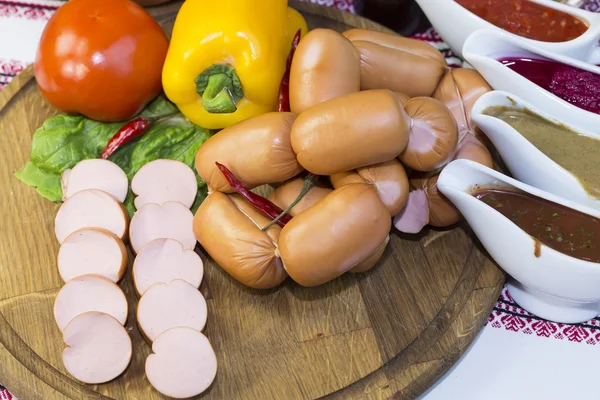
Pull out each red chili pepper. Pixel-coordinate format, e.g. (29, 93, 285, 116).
(215, 162, 292, 227)
(277, 29, 302, 113)
(101, 112, 179, 159)
(101, 117, 150, 159)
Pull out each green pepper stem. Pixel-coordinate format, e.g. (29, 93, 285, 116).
(262, 174, 318, 231)
(146, 111, 180, 124)
(195, 64, 244, 114)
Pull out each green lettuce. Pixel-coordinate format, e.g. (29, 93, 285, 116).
(15, 95, 212, 215)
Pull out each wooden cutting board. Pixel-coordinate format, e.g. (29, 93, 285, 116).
(0, 2, 504, 399)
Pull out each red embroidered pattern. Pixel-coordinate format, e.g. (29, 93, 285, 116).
(486, 286, 600, 344)
(0, 0, 599, 398)
(0, 58, 29, 91)
(0, 58, 27, 76)
(0, 385, 11, 400)
(582, 0, 600, 11)
(0, 0, 56, 20)
(409, 27, 464, 68)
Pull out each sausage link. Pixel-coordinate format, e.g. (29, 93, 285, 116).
(394, 67, 496, 233)
(291, 89, 410, 175)
(268, 175, 332, 217)
(343, 29, 448, 66)
(279, 183, 391, 287)
(290, 29, 361, 114)
(394, 134, 493, 233)
(193, 192, 286, 289)
(195, 112, 303, 193)
(394, 92, 411, 106)
(330, 159, 409, 216)
(398, 97, 458, 172)
(349, 235, 389, 273)
(351, 40, 447, 97)
(433, 68, 491, 139)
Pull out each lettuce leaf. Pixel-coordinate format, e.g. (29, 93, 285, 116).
(14, 95, 212, 215)
(14, 162, 63, 202)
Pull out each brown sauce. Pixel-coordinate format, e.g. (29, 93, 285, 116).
(483, 105, 600, 199)
(473, 189, 600, 263)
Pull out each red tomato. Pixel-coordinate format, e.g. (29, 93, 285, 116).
(34, 0, 169, 122)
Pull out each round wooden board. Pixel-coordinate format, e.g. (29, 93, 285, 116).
(0, 2, 504, 399)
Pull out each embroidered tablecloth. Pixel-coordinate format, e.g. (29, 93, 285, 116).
(2, 1, 600, 399)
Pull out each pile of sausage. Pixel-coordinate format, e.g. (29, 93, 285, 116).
(193, 28, 494, 289)
(52, 158, 217, 399)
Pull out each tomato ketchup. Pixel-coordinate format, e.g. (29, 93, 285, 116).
(455, 0, 588, 42)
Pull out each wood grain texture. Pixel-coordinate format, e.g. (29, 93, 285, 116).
(0, 2, 504, 399)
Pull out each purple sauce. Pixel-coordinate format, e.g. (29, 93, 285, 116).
(499, 56, 600, 114)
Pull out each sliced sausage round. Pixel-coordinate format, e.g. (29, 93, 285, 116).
(289, 28, 360, 113)
(61, 159, 128, 203)
(62, 311, 132, 384)
(291, 89, 410, 175)
(133, 238, 204, 297)
(137, 279, 208, 343)
(57, 228, 128, 283)
(129, 201, 196, 255)
(54, 274, 128, 332)
(193, 192, 286, 289)
(55, 189, 129, 244)
(145, 327, 217, 399)
(131, 159, 198, 210)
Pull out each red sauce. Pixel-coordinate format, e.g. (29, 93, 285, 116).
(499, 56, 600, 114)
(455, 0, 588, 42)
(473, 189, 600, 263)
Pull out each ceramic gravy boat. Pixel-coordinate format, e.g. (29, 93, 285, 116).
(437, 159, 600, 323)
(471, 90, 600, 210)
(415, 0, 600, 64)
(462, 29, 600, 133)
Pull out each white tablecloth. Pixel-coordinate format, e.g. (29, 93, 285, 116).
(2, 1, 600, 399)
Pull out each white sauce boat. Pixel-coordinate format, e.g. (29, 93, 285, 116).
(437, 159, 600, 324)
(471, 90, 600, 210)
(461, 29, 600, 134)
(415, 0, 600, 65)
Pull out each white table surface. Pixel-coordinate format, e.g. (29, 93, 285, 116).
(2, 1, 600, 399)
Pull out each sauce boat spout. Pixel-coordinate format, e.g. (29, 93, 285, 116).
(436, 160, 525, 258)
(438, 159, 600, 324)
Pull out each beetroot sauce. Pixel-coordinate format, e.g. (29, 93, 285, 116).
(499, 56, 600, 114)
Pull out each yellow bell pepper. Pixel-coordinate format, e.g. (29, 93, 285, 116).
(162, 0, 308, 130)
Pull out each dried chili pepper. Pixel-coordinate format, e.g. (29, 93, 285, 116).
(215, 162, 292, 227)
(101, 112, 179, 159)
(277, 29, 302, 113)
